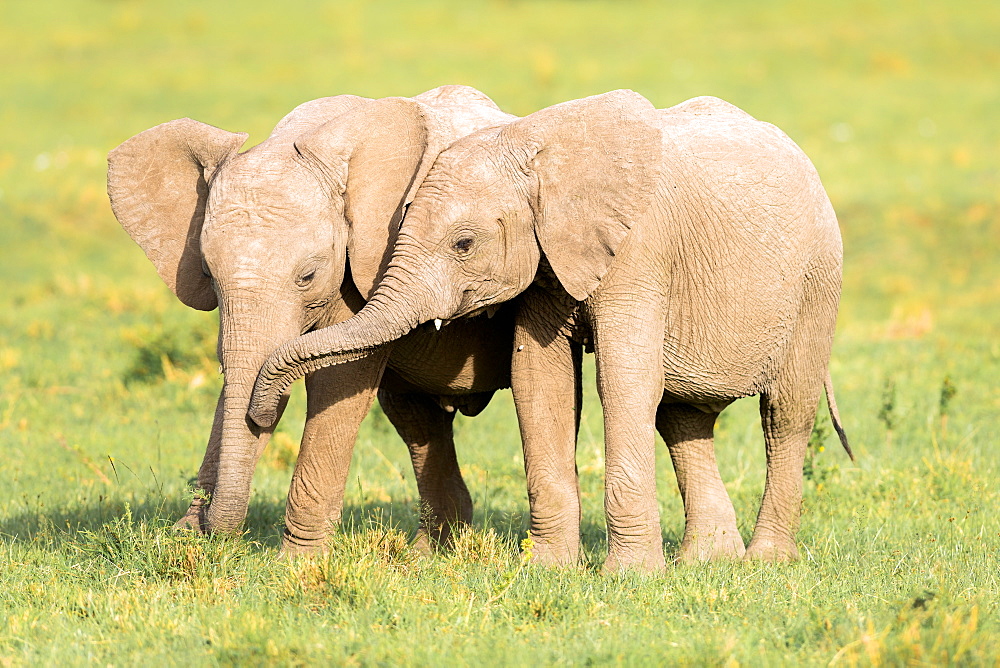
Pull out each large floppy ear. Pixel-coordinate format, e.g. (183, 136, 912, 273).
(515, 90, 661, 301)
(413, 84, 517, 138)
(268, 95, 370, 141)
(107, 119, 247, 310)
(293, 97, 447, 299)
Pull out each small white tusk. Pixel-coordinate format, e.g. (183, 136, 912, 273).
(434, 319, 443, 331)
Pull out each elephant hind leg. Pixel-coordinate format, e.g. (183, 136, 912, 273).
(746, 351, 829, 561)
(745, 388, 821, 561)
(657, 403, 745, 562)
(746, 273, 837, 562)
(378, 389, 472, 553)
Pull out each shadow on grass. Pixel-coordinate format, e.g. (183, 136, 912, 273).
(0, 494, 681, 566)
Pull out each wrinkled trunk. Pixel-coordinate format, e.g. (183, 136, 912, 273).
(249, 267, 444, 428)
(173, 393, 226, 532)
(204, 302, 296, 534)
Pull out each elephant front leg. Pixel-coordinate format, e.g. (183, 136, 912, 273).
(657, 403, 745, 562)
(378, 389, 471, 553)
(593, 306, 667, 574)
(512, 302, 583, 567)
(280, 350, 389, 556)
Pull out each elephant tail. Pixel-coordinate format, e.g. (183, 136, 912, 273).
(824, 370, 854, 461)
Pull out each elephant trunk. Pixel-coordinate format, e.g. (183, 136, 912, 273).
(249, 262, 447, 428)
(204, 301, 295, 533)
(205, 367, 268, 532)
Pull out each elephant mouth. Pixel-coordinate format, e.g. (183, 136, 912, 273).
(450, 299, 502, 323)
(428, 304, 500, 329)
(464, 304, 501, 319)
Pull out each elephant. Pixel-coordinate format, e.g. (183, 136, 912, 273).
(107, 85, 520, 553)
(248, 90, 855, 572)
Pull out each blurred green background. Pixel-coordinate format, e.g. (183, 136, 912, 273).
(0, 0, 998, 664)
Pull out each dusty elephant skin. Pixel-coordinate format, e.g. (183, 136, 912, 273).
(107, 85, 519, 553)
(250, 90, 853, 572)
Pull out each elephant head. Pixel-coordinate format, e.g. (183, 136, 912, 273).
(249, 90, 662, 426)
(108, 86, 514, 533)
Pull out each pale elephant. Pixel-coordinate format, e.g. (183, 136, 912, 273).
(107, 85, 519, 553)
(249, 90, 854, 571)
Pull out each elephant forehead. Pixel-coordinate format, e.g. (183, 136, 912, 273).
(205, 195, 323, 224)
(205, 165, 332, 231)
(434, 140, 502, 180)
(227, 238, 273, 278)
(209, 174, 317, 210)
(202, 229, 279, 264)
(203, 213, 334, 252)
(417, 159, 508, 216)
(212, 150, 326, 207)
(201, 199, 336, 279)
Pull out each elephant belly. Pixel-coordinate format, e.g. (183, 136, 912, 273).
(653, 234, 805, 403)
(385, 306, 515, 396)
(659, 354, 765, 407)
(659, 292, 796, 404)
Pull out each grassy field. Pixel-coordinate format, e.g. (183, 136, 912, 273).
(1, 0, 998, 663)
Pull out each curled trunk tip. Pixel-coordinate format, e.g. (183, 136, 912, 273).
(248, 278, 437, 427)
(248, 335, 384, 428)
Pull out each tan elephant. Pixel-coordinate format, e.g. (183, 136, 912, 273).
(107, 85, 519, 553)
(249, 90, 853, 571)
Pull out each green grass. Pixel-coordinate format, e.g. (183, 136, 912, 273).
(1, 0, 999, 663)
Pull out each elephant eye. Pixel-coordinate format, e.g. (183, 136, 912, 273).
(296, 270, 316, 287)
(201, 258, 212, 279)
(452, 237, 474, 254)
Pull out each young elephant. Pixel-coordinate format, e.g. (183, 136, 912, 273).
(249, 90, 852, 571)
(108, 85, 518, 553)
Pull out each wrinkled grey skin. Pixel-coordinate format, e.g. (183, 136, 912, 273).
(250, 91, 852, 571)
(107, 86, 518, 553)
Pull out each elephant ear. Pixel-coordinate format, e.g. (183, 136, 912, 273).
(107, 119, 248, 310)
(413, 84, 501, 109)
(293, 97, 449, 299)
(516, 90, 662, 301)
(268, 95, 370, 141)
(413, 85, 517, 138)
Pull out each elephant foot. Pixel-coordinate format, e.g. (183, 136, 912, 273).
(744, 535, 799, 562)
(173, 502, 206, 534)
(676, 526, 746, 563)
(413, 516, 468, 555)
(603, 542, 667, 574)
(279, 528, 329, 558)
(413, 530, 435, 557)
(527, 535, 580, 568)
